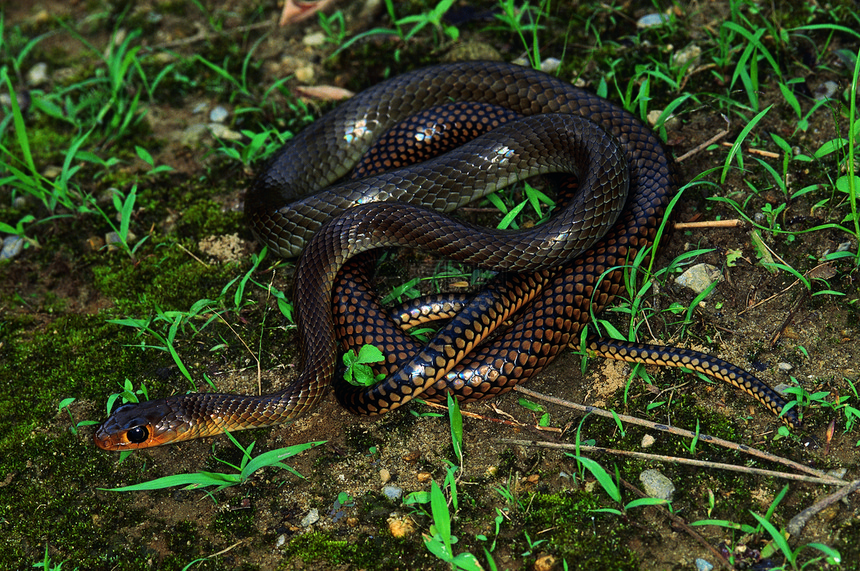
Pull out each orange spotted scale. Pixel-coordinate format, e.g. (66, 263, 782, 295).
(93, 61, 799, 452)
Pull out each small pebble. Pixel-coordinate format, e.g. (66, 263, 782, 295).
(637, 13, 670, 28)
(675, 263, 722, 297)
(673, 44, 701, 67)
(511, 55, 530, 67)
(539, 58, 561, 73)
(379, 468, 391, 483)
(27, 62, 48, 86)
(192, 102, 208, 114)
(641, 434, 656, 448)
(105, 231, 123, 248)
(534, 554, 556, 571)
(300, 508, 319, 527)
(180, 123, 209, 147)
(1, 236, 24, 260)
(773, 383, 796, 396)
(303, 31, 327, 47)
(276, 534, 286, 548)
(777, 362, 793, 372)
(443, 40, 502, 63)
(814, 80, 838, 101)
(382, 485, 402, 501)
(207, 123, 242, 140)
(416, 471, 432, 483)
(294, 65, 315, 83)
(826, 468, 847, 480)
(387, 514, 415, 537)
(105, 230, 136, 250)
(33, 9, 51, 24)
(695, 558, 714, 571)
(42, 165, 62, 179)
(86, 236, 105, 251)
(639, 469, 675, 501)
(647, 109, 674, 127)
(209, 105, 229, 123)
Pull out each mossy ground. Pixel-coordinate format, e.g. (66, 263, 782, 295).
(2, 1, 859, 570)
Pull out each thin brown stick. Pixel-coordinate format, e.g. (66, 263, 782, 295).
(497, 438, 845, 486)
(673, 219, 743, 229)
(421, 399, 562, 432)
(769, 289, 809, 347)
(679, 63, 718, 92)
(739, 261, 835, 315)
(675, 121, 729, 162)
(206, 540, 245, 559)
(787, 479, 860, 536)
(512, 386, 840, 482)
(176, 241, 211, 267)
(148, 22, 273, 50)
(217, 314, 261, 394)
(618, 478, 732, 569)
(748, 148, 780, 159)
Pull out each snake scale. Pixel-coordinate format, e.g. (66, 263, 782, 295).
(94, 61, 798, 451)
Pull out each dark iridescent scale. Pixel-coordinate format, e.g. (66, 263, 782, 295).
(330, 95, 798, 424)
(351, 102, 522, 179)
(94, 61, 797, 452)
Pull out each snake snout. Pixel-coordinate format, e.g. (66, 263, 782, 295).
(94, 403, 164, 450)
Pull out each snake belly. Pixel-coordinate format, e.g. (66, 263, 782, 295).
(94, 61, 795, 451)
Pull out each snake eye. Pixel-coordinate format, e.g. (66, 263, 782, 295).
(126, 426, 149, 444)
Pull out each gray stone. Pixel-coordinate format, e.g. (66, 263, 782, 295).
(209, 105, 229, 123)
(639, 469, 675, 501)
(673, 44, 701, 67)
(814, 81, 838, 101)
(300, 508, 319, 527)
(27, 62, 48, 86)
(1, 236, 24, 260)
(637, 13, 670, 28)
(383, 485, 402, 501)
(675, 263, 721, 297)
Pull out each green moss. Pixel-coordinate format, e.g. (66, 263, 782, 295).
(496, 447, 521, 475)
(520, 491, 640, 569)
(835, 520, 860, 571)
(173, 199, 244, 240)
(0, 433, 150, 569)
(91, 244, 239, 311)
(0, 312, 146, 447)
(279, 531, 425, 569)
(213, 508, 256, 538)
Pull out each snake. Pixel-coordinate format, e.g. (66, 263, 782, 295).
(94, 61, 799, 451)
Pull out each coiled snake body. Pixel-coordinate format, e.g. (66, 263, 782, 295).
(94, 61, 798, 451)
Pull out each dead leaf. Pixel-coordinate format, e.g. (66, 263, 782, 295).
(293, 84, 355, 101)
(279, 0, 341, 26)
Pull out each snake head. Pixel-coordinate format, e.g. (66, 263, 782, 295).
(93, 399, 193, 451)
